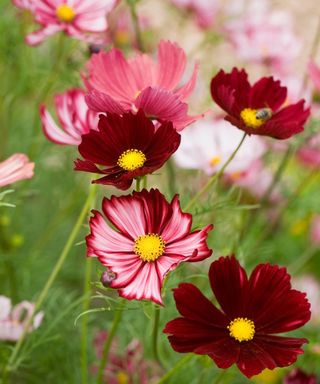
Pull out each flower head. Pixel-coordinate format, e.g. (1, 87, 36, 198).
(85, 40, 202, 131)
(86, 189, 213, 305)
(40, 88, 98, 145)
(0, 154, 34, 188)
(21, 0, 118, 46)
(74, 110, 181, 190)
(0, 296, 44, 341)
(164, 256, 310, 378)
(284, 368, 317, 384)
(210, 68, 310, 139)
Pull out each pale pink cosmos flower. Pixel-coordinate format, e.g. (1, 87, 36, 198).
(170, 0, 219, 29)
(297, 134, 320, 169)
(12, 0, 34, 11)
(310, 215, 320, 246)
(22, 0, 118, 46)
(309, 60, 320, 91)
(293, 276, 320, 324)
(85, 40, 202, 131)
(0, 154, 34, 188)
(174, 116, 266, 175)
(0, 296, 44, 341)
(40, 88, 99, 145)
(225, 9, 301, 74)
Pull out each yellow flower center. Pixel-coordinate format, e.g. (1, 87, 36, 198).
(240, 108, 272, 128)
(134, 233, 166, 262)
(117, 149, 146, 171)
(228, 317, 255, 342)
(209, 156, 221, 166)
(56, 4, 76, 22)
(116, 371, 129, 384)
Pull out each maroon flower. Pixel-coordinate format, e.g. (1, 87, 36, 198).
(74, 110, 180, 190)
(164, 256, 311, 378)
(284, 368, 317, 384)
(210, 68, 310, 139)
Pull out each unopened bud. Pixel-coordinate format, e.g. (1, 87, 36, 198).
(100, 269, 116, 287)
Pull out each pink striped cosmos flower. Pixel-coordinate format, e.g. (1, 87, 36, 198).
(85, 40, 202, 131)
(0, 296, 44, 341)
(40, 88, 98, 145)
(87, 189, 213, 305)
(0, 154, 34, 188)
(12, 0, 34, 11)
(21, 0, 118, 46)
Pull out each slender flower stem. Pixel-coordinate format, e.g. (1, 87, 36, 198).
(157, 354, 193, 384)
(289, 246, 317, 275)
(166, 158, 178, 198)
(142, 175, 148, 189)
(4, 184, 97, 375)
(136, 177, 142, 192)
(184, 133, 247, 212)
(152, 305, 162, 367)
(80, 258, 93, 384)
(96, 299, 126, 384)
(127, 0, 144, 52)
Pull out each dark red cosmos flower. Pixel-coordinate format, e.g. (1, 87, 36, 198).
(164, 256, 311, 378)
(74, 110, 181, 190)
(284, 368, 317, 384)
(86, 189, 213, 305)
(210, 68, 310, 139)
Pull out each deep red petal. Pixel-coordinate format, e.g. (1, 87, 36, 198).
(249, 77, 287, 111)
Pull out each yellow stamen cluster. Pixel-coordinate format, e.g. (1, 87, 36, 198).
(56, 4, 76, 22)
(240, 108, 268, 128)
(209, 156, 221, 166)
(228, 317, 255, 342)
(117, 149, 146, 171)
(134, 233, 166, 262)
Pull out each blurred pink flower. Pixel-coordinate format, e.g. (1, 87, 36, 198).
(293, 275, 320, 324)
(170, 0, 219, 29)
(40, 88, 98, 145)
(284, 368, 317, 384)
(297, 134, 320, 168)
(310, 215, 320, 246)
(174, 116, 266, 175)
(85, 40, 202, 131)
(225, 10, 301, 73)
(308, 60, 320, 91)
(21, 0, 118, 46)
(0, 154, 34, 188)
(0, 296, 43, 341)
(93, 331, 160, 383)
(12, 0, 34, 11)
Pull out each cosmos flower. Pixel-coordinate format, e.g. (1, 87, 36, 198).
(170, 0, 219, 29)
(0, 296, 44, 341)
(21, 0, 118, 46)
(12, 0, 34, 11)
(174, 116, 265, 175)
(40, 88, 98, 145)
(85, 40, 202, 131)
(225, 9, 301, 73)
(164, 256, 310, 378)
(86, 188, 213, 305)
(0, 154, 34, 188)
(284, 368, 317, 384)
(74, 110, 181, 190)
(93, 331, 161, 383)
(210, 68, 310, 139)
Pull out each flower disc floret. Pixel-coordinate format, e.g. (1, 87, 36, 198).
(240, 108, 264, 128)
(134, 233, 165, 262)
(228, 317, 255, 342)
(117, 149, 146, 171)
(56, 4, 76, 22)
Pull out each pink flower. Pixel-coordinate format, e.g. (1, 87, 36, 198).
(174, 116, 265, 175)
(0, 296, 44, 341)
(87, 189, 213, 305)
(310, 215, 320, 246)
(40, 88, 98, 145)
(297, 134, 320, 168)
(308, 60, 320, 91)
(170, 0, 219, 29)
(293, 275, 320, 324)
(0, 154, 34, 188)
(85, 40, 202, 131)
(22, 0, 118, 46)
(12, 0, 34, 11)
(225, 10, 301, 74)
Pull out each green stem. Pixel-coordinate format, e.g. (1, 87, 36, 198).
(96, 299, 126, 384)
(127, 0, 144, 52)
(289, 246, 317, 275)
(4, 184, 96, 375)
(157, 354, 193, 384)
(136, 177, 142, 192)
(152, 305, 162, 366)
(142, 175, 148, 189)
(166, 159, 177, 198)
(80, 257, 93, 384)
(184, 133, 247, 212)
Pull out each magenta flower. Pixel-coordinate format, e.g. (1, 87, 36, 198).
(85, 40, 202, 131)
(21, 0, 118, 46)
(40, 88, 98, 145)
(0, 154, 34, 188)
(0, 296, 44, 341)
(86, 189, 213, 305)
